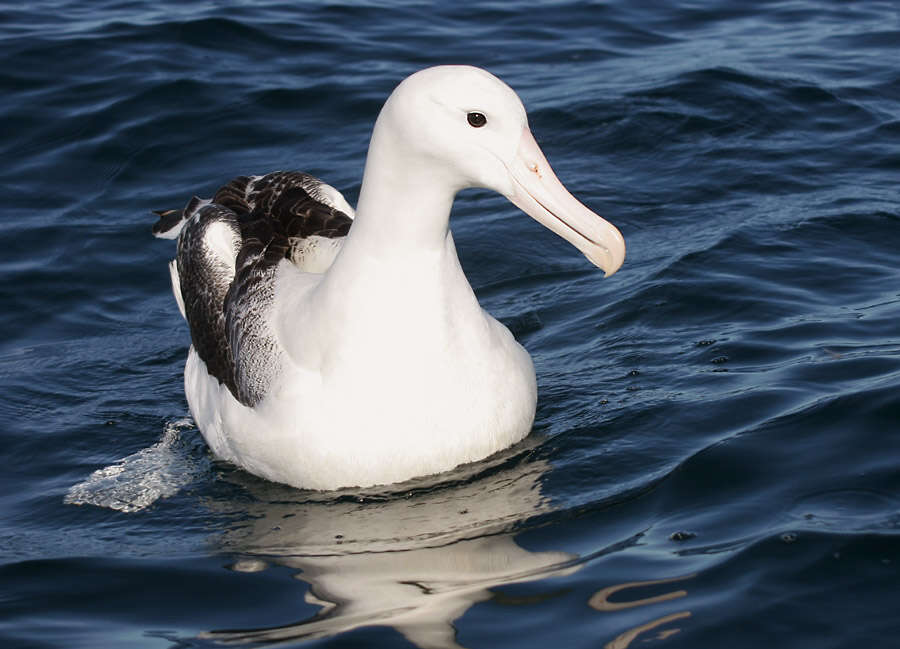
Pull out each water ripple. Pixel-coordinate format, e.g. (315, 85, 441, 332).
(2, 1, 899, 647)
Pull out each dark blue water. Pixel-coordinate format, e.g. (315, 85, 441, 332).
(2, 1, 899, 647)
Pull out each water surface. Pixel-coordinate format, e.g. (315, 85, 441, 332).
(1, 1, 899, 647)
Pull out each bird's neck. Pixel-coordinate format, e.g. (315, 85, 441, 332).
(317, 114, 476, 321)
(341, 117, 463, 256)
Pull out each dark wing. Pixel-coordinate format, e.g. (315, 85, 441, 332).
(155, 171, 354, 407)
(214, 170, 352, 236)
(173, 199, 242, 398)
(153, 171, 353, 243)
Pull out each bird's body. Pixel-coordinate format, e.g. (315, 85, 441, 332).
(155, 66, 624, 491)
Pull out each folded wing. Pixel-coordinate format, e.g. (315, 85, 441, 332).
(153, 171, 354, 406)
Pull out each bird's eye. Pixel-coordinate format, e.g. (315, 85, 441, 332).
(467, 112, 487, 128)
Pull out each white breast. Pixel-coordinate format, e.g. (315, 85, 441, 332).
(186, 238, 536, 491)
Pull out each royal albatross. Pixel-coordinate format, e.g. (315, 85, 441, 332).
(153, 65, 625, 491)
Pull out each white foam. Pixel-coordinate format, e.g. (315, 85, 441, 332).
(64, 418, 202, 513)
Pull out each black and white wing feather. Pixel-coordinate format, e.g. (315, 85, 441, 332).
(153, 171, 354, 407)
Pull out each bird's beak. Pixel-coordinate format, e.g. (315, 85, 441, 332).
(506, 128, 625, 276)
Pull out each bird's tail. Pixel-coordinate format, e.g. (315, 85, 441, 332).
(151, 197, 207, 239)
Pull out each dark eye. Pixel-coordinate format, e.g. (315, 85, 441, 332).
(467, 112, 487, 128)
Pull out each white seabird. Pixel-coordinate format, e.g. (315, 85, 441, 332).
(153, 65, 625, 491)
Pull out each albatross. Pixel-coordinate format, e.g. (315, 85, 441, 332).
(153, 65, 625, 491)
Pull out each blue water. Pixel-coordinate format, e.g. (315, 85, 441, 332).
(2, 1, 899, 647)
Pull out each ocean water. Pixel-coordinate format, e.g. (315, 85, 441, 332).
(2, 1, 899, 647)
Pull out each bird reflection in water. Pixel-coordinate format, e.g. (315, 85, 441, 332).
(203, 446, 573, 649)
(202, 450, 694, 649)
(590, 574, 695, 649)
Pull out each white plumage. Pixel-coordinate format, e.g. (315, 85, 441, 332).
(155, 66, 625, 490)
